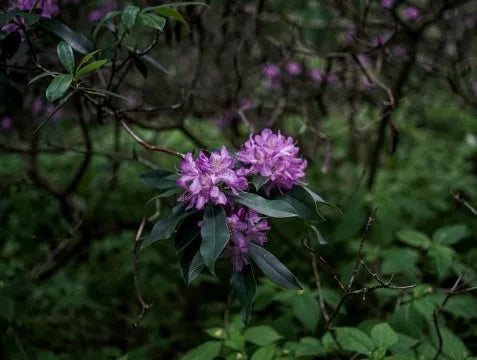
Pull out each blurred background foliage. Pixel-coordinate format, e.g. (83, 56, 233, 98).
(1, 0, 477, 359)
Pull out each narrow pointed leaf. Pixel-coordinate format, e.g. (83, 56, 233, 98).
(75, 60, 107, 78)
(200, 205, 230, 274)
(230, 267, 256, 324)
(280, 185, 324, 220)
(40, 19, 93, 54)
(92, 11, 121, 41)
(232, 192, 299, 218)
(154, 7, 189, 31)
(143, 2, 208, 12)
(248, 242, 301, 290)
(77, 50, 101, 71)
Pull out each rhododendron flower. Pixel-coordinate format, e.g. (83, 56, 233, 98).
(262, 64, 280, 79)
(237, 128, 307, 193)
(381, 0, 394, 9)
(1, 116, 13, 130)
(88, 1, 116, 23)
(403, 7, 420, 22)
(177, 147, 248, 210)
(286, 61, 302, 76)
(239, 98, 253, 111)
(2, 0, 59, 32)
(223, 205, 270, 271)
(308, 69, 323, 83)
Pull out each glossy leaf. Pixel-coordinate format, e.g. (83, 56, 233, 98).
(200, 205, 230, 273)
(280, 185, 324, 220)
(308, 224, 327, 245)
(248, 242, 301, 290)
(251, 174, 268, 192)
(75, 60, 107, 78)
(139, 168, 177, 189)
(230, 267, 256, 324)
(175, 215, 201, 253)
(28, 71, 58, 86)
(155, 7, 189, 31)
(46, 74, 73, 102)
(57, 41, 74, 73)
(77, 50, 101, 71)
(92, 11, 121, 41)
(140, 203, 189, 250)
(232, 192, 299, 218)
(122, 5, 140, 31)
(180, 247, 205, 284)
(136, 13, 166, 31)
(40, 19, 93, 54)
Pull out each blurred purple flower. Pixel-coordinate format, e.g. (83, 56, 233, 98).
(32, 98, 43, 112)
(308, 69, 324, 83)
(45, 104, 63, 120)
(239, 98, 253, 111)
(343, 29, 355, 45)
(0, 116, 13, 130)
(381, 0, 394, 9)
(2, 0, 59, 32)
(88, 1, 116, 23)
(472, 82, 477, 96)
(177, 146, 248, 210)
(359, 76, 375, 91)
(372, 32, 392, 47)
(403, 7, 420, 22)
(392, 45, 408, 58)
(224, 205, 270, 272)
(237, 128, 307, 194)
(262, 64, 280, 79)
(286, 61, 302, 76)
(327, 73, 338, 84)
(357, 54, 371, 67)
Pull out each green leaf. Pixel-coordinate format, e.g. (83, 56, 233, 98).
(432, 224, 469, 245)
(141, 203, 189, 250)
(232, 192, 299, 218)
(139, 168, 177, 189)
(136, 13, 166, 31)
(75, 60, 107, 78)
(122, 5, 140, 31)
(56, 41, 74, 73)
(335, 327, 375, 355)
(396, 229, 431, 249)
(175, 215, 201, 253)
(77, 50, 101, 71)
(40, 19, 94, 54)
(292, 290, 320, 331)
(181, 341, 221, 360)
(308, 224, 327, 245)
(250, 345, 275, 360)
(200, 205, 230, 273)
(293, 338, 325, 357)
(230, 267, 256, 324)
(180, 248, 205, 284)
(154, 7, 189, 31)
(433, 327, 470, 360)
(143, 2, 208, 12)
(371, 323, 398, 348)
(280, 186, 324, 220)
(46, 74, 73, 102)
(428, 244, 454, 278)
(244, 326, 282, 346)
(248, 242, 302, 290)
(444, 294, 477, 319)
(92, 11, 121, 41)
(28, 72, 58, 86)
(251, 174, 268, 192)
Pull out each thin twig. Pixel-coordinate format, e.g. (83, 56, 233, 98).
(132, 218, 151, 330)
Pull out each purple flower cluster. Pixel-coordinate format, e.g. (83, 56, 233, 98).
(177, 129, 307, 271)
(0, 116, 13, 130)
(224, 204, 270, 271)
(2, 0, 59, 33)
(237, 129, 307, 194)
(177, 146, 248, 210)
